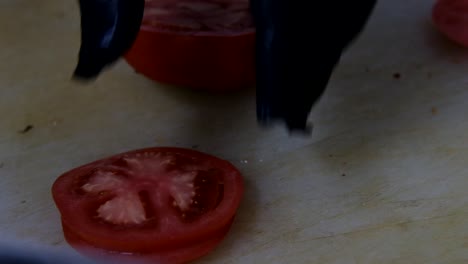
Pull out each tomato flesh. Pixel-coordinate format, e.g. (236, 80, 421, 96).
(142, 0, 253, 33)
(432, 0, 468, 47)
(124, 0, 255, 91)
(52, 147, 244, 263)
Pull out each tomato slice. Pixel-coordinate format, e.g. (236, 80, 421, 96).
(432, 0, 468, 47)
(61, 218, 235, 264)
(52, 147, 244, 262)
(124, 0, 255, 91)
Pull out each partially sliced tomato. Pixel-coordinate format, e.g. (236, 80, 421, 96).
(52, 147, 244, 263)
(432, 0, 468, 47)
(124, 0, 255, 91)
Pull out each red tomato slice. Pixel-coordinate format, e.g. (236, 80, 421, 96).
(124, 0, 255, 91)
(61, 218, 234, 264)
(432, 0, 468, 47)
(52, 147, 244, 262)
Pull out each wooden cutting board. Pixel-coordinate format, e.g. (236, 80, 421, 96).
(0, 0, 467, 263)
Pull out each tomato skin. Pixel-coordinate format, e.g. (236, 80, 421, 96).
(124, 27, 256, 91)
(52, 147, 244, 263)
(432, 0, 468, 47)
(61, 217, 235, 264)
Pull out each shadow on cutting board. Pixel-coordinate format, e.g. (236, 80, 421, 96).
(146, 79, 257, 151)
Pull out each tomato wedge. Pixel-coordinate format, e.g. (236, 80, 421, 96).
(52, 147, 244, 264)
(432, 0, 468, 47)
(124, 0, 256, 91)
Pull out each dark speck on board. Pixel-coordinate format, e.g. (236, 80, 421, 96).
(393, 73, 401, 79)
(19, 125, 33, 134)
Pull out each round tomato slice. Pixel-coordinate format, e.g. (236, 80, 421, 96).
(124, 0, 255, 91)
(52, 147, 244, 258)
(432, 0, 468, 47)
(61, 217, 235, 264)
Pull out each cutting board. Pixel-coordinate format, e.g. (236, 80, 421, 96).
(0, 0, 467, 263)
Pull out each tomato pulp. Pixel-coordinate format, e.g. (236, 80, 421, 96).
(124, 0, 256, 91)
(52, 147, 244, 264)
(432, 0, 468, 48)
